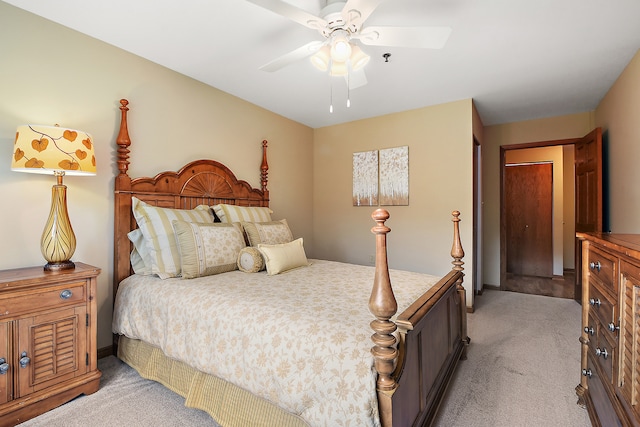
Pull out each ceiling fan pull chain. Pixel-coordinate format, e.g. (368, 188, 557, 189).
(329, 79, 334, 113)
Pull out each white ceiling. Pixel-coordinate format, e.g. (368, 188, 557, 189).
(5, 0, 640, 128)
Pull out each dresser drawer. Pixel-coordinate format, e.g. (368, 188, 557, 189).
(592, 327, 617, 385)
(588, 281, 617, 330)
(588, 245, 617, 294)
(0, 281, 87, 318)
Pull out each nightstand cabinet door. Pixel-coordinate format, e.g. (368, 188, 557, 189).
(0, 322, 9, 405)
(618, 260, 640, 422)
(15, 306, 88, 398)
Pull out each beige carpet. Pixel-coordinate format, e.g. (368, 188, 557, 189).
(433, 289, 591, 427)
(19, 289, 591, 427)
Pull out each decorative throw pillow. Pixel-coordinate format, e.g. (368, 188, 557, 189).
(242, 219, 293, 247)
(257, 238, 309, 275)
(127, 229, 152, 275)
(237, 247, 265, 273)
(212, 204, 273, 223)
(172, 221, 246, 279)
(132, 197, 213, 279)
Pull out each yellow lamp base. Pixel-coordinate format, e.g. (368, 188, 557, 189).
(41, 181, 76, 271)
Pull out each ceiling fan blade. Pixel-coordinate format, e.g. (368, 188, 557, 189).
(342, 0, 386, 28)
(259, 40, 324, 72)
(358, 26, 452, 49)
(347, 67, 367, 90)
(245, 0, 327, 31)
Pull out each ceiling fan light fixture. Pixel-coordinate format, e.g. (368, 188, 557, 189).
(330, 31, 352, 62)
(349, 45, 370, 71)
(330, 60, 348, 76)
(310, 46, 331, 71)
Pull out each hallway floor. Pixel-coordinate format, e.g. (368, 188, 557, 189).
(504, 269, 576, 299)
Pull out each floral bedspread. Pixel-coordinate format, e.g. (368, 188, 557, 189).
(112, 259, 440, 427)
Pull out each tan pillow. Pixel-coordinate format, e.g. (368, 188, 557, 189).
(127, 229, 151, 275)
(172, 221, 246, 279)
(257, 238, 309, 275)
(242, 219, 293, 246)
(212, 204, 273, 223)
(132, 197, 213, 279)
(237, 247, 265, 273)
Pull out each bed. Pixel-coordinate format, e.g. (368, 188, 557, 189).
(112, 98, 469, 427)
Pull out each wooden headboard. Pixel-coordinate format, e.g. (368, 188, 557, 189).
(113, 99, 270, 299)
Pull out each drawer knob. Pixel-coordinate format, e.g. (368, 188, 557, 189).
(582, 368, 593, 378)
(595, 347, 609, 360)
(589, 298, 602, 307)
(19, 351, 30, 368)
(584, 326, 595, 336)
(608, 323, 620, 332)
(0, 358, 9, 375)
(60, 289, 73, 300)
(590, 261, 602, 272)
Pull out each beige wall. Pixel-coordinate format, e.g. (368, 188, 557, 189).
(313, 100, 475, 305)
(0, 3, 314, 350)
(595, 49, 640, 232)
(482, 112, 594, 286)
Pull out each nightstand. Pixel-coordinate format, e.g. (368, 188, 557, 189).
(0, 262, 101, 426)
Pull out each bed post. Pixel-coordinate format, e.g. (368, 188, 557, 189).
(260, 140, 269, 206)
(113, 99, 133, 353)
(451, 210, 470, 354)
(369, 209, 397, 427)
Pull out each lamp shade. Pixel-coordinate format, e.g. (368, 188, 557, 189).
(12, 125, 96, 176)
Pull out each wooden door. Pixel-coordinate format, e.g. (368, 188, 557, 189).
(505, 162, 553, 277)
(575, 128, 603, 302)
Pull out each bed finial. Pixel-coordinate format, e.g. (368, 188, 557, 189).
(369, 208, 398, 393)
(451, 210, 464, 273)
(117, 99, 131, 176)
(261, 140, 269, 195)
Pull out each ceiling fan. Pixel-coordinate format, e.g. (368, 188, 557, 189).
(246, 0, 452, 89)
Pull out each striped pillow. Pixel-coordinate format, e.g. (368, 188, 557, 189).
(172, 221, 246, 279)
(212, 204, 272, 223)
(132, 197, 213, 279)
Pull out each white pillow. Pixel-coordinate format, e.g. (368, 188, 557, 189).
(172, 221, 246, 279)
(212, 204, 272, 223)
(257, 238, 309, 275)
(132, 197, 213, 279)
(127, 229, 151, 275)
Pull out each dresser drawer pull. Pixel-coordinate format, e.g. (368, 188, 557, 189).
(582, 368, 593, 378)
(19, 351, 30, 368)
(608, 323, 620, 332)
(0, 358, 9, 375)
(595, 347, 609, 360)
(589, 298, 601, 308)
(60, 289, 73, 300)
(589, 261, 602, 272)
(584, 326, 595, 336)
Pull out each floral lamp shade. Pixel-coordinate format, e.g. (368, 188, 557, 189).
(12, 125, 96, 175)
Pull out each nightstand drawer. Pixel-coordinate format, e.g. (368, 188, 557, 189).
(0, 281, 87, 318)
(588, 245, 617, 294)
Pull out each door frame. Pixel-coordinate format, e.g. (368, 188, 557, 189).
(499, 138, 580, 289)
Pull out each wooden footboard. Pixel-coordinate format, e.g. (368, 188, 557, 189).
(370, 210, 468, 427)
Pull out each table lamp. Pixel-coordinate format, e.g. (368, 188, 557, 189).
(12, 124, 96, 271)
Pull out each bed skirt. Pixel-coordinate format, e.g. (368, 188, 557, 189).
(117, 336, 308, 427)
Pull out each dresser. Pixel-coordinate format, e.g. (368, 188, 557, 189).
(0, 263, 101, 426)
(576, 233, 640, 426)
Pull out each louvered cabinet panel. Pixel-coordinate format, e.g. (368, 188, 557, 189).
(618, 260, 640, 421)
(15, 306, 87, 398)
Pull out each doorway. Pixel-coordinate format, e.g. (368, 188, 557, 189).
(500, 141, 578, 298)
